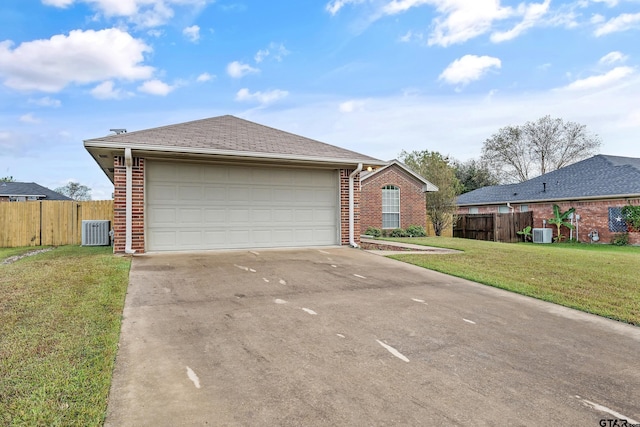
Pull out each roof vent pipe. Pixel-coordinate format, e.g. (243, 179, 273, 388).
(543, 182, 546, 192)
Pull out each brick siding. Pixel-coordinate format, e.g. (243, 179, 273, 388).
(340, 168, 360, 246)
(113, 156, 145, 253)
(458, 198, 640, 244)
(361, 165, 427, 232)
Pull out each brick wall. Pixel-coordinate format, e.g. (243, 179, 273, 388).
(361, 165, 427, 232)
(340, 168, 360, 246)
(113, 156, 145, 253)
(458, 198, 640, 244)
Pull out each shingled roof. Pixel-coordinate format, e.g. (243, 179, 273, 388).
(0, 182, 72, 201)
(85, 115, 382, 164)
(457, 155, 640, 206)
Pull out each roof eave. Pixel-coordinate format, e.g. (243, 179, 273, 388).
(84, 141, 386, 183)
(457, 193, 640, 206)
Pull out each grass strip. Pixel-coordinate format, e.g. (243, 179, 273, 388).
(382, 237, 640, 325)
(0, 246, 131, 426)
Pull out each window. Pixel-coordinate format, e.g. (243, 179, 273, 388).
(469, 207, 479, 214)
(382, 185, 400, 229)
(520, 205, 529, 212)
(498, 206, 510, 214)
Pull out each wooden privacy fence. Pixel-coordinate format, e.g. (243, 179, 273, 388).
(454, 211, 533, 243)
(0, 200, 113, 247)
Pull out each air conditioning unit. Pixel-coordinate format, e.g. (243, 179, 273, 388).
(82, 220, 111, 246)
(532, 228, 553, 244)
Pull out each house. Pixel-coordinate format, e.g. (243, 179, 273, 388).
(84, 115, 386, 253)
(360, 159, 438, 233)
(0, 182, 72, 202)
(456, 155, 640, 244)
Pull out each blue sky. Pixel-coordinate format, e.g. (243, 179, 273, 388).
(1, 0, 639, 199)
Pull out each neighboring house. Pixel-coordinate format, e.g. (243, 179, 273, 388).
(456, 155, 640, 244)
(360, 159, 438, 233)
(84, 115, 385, 253)
(0, 182, 72, 202)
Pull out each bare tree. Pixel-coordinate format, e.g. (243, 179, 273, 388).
(54, 182, 92, 201)
(482, 115, 601, 183)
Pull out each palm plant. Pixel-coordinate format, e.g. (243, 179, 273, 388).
(547, 204, 575, 242)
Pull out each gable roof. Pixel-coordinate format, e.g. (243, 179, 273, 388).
(360, 159, 439, 192)
(84, 115, 385, 181)
(0, 182, 72, 200)
(457, 155, 640, 206)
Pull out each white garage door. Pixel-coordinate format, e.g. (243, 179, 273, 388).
(146, 161, 339, 251)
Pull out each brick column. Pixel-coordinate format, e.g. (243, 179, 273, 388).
(113, 156, 145, 253)
(340, 168, 361, 246)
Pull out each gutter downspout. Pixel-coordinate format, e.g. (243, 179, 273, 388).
(124, 148, 136, 255)
(506, 202, 515, 214)
(349, 163, 363, 248)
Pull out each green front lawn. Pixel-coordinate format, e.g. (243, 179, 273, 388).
(383, 237, 640, 325)
(0, 246, 131, 426)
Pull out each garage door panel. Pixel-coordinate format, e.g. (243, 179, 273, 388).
(229, 230, 250, 245)
(204, 209, 226, 223)
(229, 187, 251, 202)
(252, 209, 272, 222)
(178, 208, 202, 223)
(147, 161, 338, 251)
(229, 209, 250, 222)
(204, 186, 227, 201)
(149, 208, 176, 224)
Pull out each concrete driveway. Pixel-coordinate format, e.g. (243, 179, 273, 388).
(105, 248, 640, 426)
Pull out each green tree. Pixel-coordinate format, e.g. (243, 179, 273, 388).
(54, 182, 92, 201)
(481, 115, 601, 183)
(399, 150, 462, 236)
(453, 159, 499, 194)
(1, 176, 16, 182)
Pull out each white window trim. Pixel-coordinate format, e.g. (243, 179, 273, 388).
(381, 185, 400, 229)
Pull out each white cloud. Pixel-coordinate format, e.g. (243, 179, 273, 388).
(590, 13, 606, 24)
(196, 72, 214, 82)
(29, 97, 61, 107)
(591, 0, 619, 6)
(0, 28, 153, 92)
(594, 12, 640, 36)
(42, 0, 209, 28)
(137, 79, 175, 96)
(339, 100, 366, 112)
(599, 51, 628, 65)
(226, 61, 260, 78)
(91, 80, 132, 99)
(326, 0, 365, 15)
(255, 43, 290, 63)
(564, 66, 634, 90)
(183, 25, 200, 42)
(439, 54, 502, 86)
(490, 0, 551, 42)
(235, 88, 289, 104)
(20, 113, 40, 124)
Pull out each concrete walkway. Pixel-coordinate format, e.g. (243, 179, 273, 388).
(360, 237, 460, 255)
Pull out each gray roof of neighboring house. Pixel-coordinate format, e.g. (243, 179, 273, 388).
(0, 182, 72, 200)
(360, 159, 439, 192)
(84, 115, 384, 181)
(457, 155, 640, 206)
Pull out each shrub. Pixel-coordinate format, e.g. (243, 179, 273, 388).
(610, 233, 629, 246)
(364, 227, 382, 238)
(389, 228, 407, 238)
(405, 225, 427, 237)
